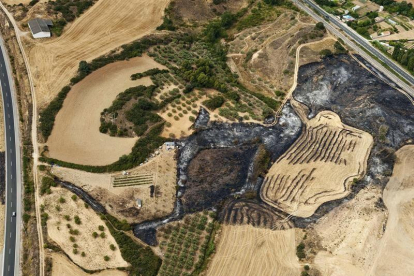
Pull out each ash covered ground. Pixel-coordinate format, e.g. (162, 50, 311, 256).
(292, 54, 414, 225)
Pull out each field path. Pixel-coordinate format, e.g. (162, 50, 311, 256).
(26, 0, 170, 107)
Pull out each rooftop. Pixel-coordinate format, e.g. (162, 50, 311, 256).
(28, 18, 53, 34)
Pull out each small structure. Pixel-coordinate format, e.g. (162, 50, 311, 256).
(28, 18, 53, 39)
(136, 199, 142, 209)
(352, 5, 360, 12)
(164, 142, 176, 150)
(375, 16, 384, 23)
(387, 19, 397, 25)
(342, 15, 355, 22)
(379, 5, 384, 12)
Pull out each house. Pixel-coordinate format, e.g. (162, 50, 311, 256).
(388, 19, 397, 25)
(28, 18, 53, 39)
(379, 5, 384, 12)
(375, 16, 384, 23)
(164, 142, 175, 150)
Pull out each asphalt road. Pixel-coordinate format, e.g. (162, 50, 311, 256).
(0, 38, 21, 276)
(301, 0, 414, 86)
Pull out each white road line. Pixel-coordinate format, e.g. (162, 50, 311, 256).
(10, 161, 12, 167)
(10, 174, 12, 179)
(11, 202, 12, 207)
(8, 249, 10, 254)
(8, 265, 9, 272)
(9, 233, 11, 238)
(8, 124, 10, 129)
(10, 188, 12, 193)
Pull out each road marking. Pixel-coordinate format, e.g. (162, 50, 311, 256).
(8, 249, 10, 254)
(10, 161, 12, 167)
(8, 124, 10, 129)
(11, 201, 12, 207)
(11, 188, 12, 193)
(7, 103, 9, 107)
(8, 265, 9, 272)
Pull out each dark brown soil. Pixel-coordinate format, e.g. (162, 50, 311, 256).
(182, 146, 257, 212)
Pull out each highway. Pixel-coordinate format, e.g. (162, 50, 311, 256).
(0, 35, 21, 276)
(294, 0, 414, 98)
(301, 0, 414, 86)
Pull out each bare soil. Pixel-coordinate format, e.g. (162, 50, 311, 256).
(46, 55, 164, 166)
(42, 187, 128, 270)
(51, 253, 127, 276)
(207, 225, 301, 276)
(25, 0, 170, 108)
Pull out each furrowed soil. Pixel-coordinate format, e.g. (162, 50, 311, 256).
(42, 187, 128, 270)
(51, 253, 127, 276)
(51, 146, 177, 223)
(261, 108, 373, 217)
(207, 225, 301, 276)
(47, 55, 164, 166)
(26, 0, 170, 108)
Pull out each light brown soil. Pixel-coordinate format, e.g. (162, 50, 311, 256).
(42, 187, 128, 270)
(3, 0, 50, 4)
(207, 225, 301, 276)
(313, 185, 386, 276)
(299, 38, 336, 67)
(261, 107, 373, 217)
(47, 55, 165, 166)
(368, 145, 414, 276)
(51, 146, 177, 223)
(51, 253, 127, 276)
(381, 29, 414, 40)
(25, 0, 170, 108)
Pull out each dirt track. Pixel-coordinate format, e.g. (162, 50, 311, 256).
(26, 0, 170, 108)
(261, 107, 373, 217)
(47, 55, 163, 166)
(207, 225, 300, 276)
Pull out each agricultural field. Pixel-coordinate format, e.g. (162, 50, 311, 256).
(52, 146, 177, 223)
(156, 212, 216, 276)
(42, 187, 128, 271)
(24, 0, 170, 108)
(261, 107, 373, 217)
(207, 225, 301, 276)
(46, 56, 162, 165)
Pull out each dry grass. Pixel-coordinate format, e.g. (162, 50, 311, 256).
(25, 0, 170, 108)
(46, 55, 164, 166)
(261, 104, 373, 217)
(51, 253, 127, 276)
(207, 225, 300, 276)
(299, 38, 336, 66)
(51, 146, 177, 223)
(3, 0, 50, 4)
(368, 145, 414, 276)
(42, 187, 128, 270)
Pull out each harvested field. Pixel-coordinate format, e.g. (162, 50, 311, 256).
(47, 55, 164, 166)
(261, 109, 373, 217)
(220, 199, 293, 230)
(52, 146, 177, 223)
(27, 0, 170, 107)
(293, 54, 414, 188)
(207, 225, 301, 276)
(42, 187, 128, 270)
(51, 253, 127, 276)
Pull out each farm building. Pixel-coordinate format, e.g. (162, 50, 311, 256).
(136, 199, 142, 209)
(28, 18, 53, 38)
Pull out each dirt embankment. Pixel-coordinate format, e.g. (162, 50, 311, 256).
(25, 0, 170, 108)
(207, 225, 301, 276)
(47, 55, 164, 166)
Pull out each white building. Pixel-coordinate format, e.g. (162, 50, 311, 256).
(164, 142, 176, 150)
(28, 18, 53, 38)
(379, 5, 384, 12)
(352, 5, 360, 12)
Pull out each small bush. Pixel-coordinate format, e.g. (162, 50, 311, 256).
(110, 244, 116, 251)
(98, 225, 105, 231)
(71, 195, 78, 201)
(100, 232, 106, 238)
(104, 256, 110, 262)
(92, 232, 98, 238)
(74, 215, 81, 225)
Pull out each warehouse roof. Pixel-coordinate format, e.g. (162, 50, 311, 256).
(28, 18, 53, 34)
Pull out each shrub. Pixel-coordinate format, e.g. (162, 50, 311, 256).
(100, 232, 106, 238)
(99, 225, 105, 231)
(40, 177, 56, 195)
(74, 216, 81, 225)
(81, 252, 86, 257)
(110, 244, 116, 251)
(104, 256, 110, 262)
(202, 96, 225, 110)
(58, 197, 66, 204)
(73, 248, 78, 255)
(92, 232, 98, 238)
(69, 236, 76, 242)
(71, 195, 78, 201)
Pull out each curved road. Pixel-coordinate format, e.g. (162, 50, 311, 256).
(0, 36, 21, 276)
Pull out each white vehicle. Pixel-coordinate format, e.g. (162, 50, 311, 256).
(12, 212, 16, 217)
